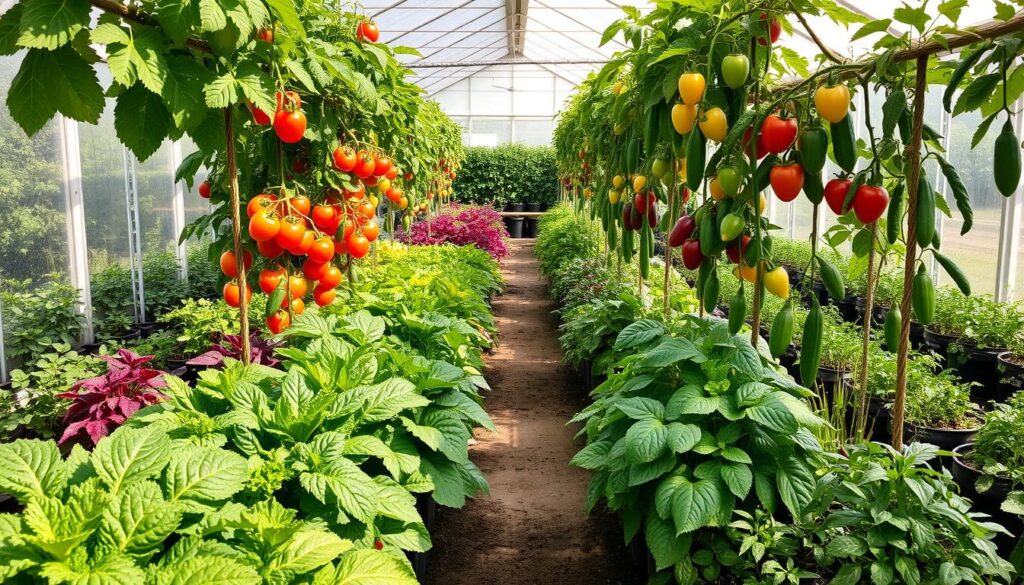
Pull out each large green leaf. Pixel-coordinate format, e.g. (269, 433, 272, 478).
(328, 549, 417, 585)
(16, 0, 90, 50)
(151, 557, 260, 585)
(357, 379, 430, 424)
(665, 423, 700, 454)
(164, 446, 248, 504)
(93, 426, 171, 495)
(0, 439, 66, 501)
(645, 514, 690, 570)
(266, 528, 352, 577)
(744, 397, 798, 434)
(157, 0, 199, 46)
(776, 456, 815, 517)
(161, 55, 211, 131)
(114, 85, 172, 162)
(641, 338, 705, 367)
(37, 553, 144, 584)
(96, 480, 182, 557)
(624, 419, 667, 464)
(418, 409, 470, 464)
(671, 478, 722, 534)
(7, 45, 104, 135)
(299, 458, 378, 523)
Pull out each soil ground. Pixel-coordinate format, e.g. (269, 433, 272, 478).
(424, 240, 641, 585)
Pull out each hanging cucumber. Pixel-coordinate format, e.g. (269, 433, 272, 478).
(911, 265, 935, 325)
(703, 267, 720, 312)
(728, 288, 746, 334)
(700, 208, 718, 256)
(609, 221, 618, 250)
(831, 113, 857, 173)
(686, 130, 707, 192)
(622, 223, 635, 263)
(644, 103, 661, 152)
(915, 173, 935, 248)
(886, 182, 905, 245)
(626, 138, 640, 172)
(994, 118, 1021, 197)
(768, 300, 794, 358)
(803, 171, 824, 205)
(817, 256, 845, 301)
(800, 297, 824, 386)
(883, 305, 901, 351)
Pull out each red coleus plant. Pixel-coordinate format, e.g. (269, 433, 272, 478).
(187, 332, 283, 369)
(58, 349, 167, 447)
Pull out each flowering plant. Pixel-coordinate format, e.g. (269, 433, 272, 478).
(188, 332, 283, 369)
(400, 203, 509, 259)
(58, 349, 167, 446)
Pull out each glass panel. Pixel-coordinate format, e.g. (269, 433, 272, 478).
(512, 119, 553, 146)
(135, 142, 187, 318)
(0, 53, 75, 375)
(469, 118, 511, 146)
(178, 137, 217, 300)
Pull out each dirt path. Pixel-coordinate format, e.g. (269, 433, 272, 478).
(424, 240, 640, 585)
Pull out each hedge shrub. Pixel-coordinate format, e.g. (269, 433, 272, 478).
(453, 145, 558, 207)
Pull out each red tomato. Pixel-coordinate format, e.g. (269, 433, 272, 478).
(291, 229, 315, 255)
(303, 258, 329, 280)
(333, 146, 357, 172)
(198, 181, 212, 198)
(373, 155, 392, 177)
(742, 127, 768, 159)
(219, 250, 252, 278)
(320, 266, 343, 289)
(354, 151, 376, 179)
(357, 20, 380, 42)
(247, 102, 271, 125)
(312, 204, 339, 231)
(347, 234, 370, 259)
(288, 275, 308, 299)
(267, 310, 291, 334)
(362, 220, 380, 242)
(258, 267, 286, 294)
(247, 194, 277, 218)
(357, 200, 376, 219)
(681, 239, 703, 270)
(288, 195, 311, 218)
(403, 171, 413, 181)
(275, 216, 306, 249)
(634, 191, 654, 214)
(761, 114, 798, 154)
(769, 163, 804, 202)
(257, 238, 284, 259)
(274, 110, 306, 143)
(853, 185, 890, 224)
(726, 235, 751, 264)
(386, 167, 399, 180)
(364, 175, 378, 187)
(308, 236, 335, 263)
(291, 157, 309, 174)
(385, 187, 401, 204)
(314, 286, 336, 307)
(223, 281, 251, 308)
(276, 90, 301, 110)
(824, 178, 853, 215)
(249, 212, 280, 242)
(757, 13, 782, 46)
(257, 28, 273, 43)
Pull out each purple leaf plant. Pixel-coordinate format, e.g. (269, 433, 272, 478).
(58, 348, 167, 447)
(399, 203, 510, 259)
(187, 332, 283, 369)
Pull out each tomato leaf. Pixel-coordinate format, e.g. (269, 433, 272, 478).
(954, 72, 1000, 115)
(7, 45, 104, 135)
(16, 0, 90, 50)
(157, 0, 199, 47)
(114, 84, 172, 162)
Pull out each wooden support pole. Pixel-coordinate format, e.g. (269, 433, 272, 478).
(891, 55, 930, 450)
(224, 107, 251, 364)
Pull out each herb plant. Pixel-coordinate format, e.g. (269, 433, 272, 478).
(1, 277, 84, 365)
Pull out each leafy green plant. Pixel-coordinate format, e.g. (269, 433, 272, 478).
(817, 315, 862, 372)
(186, 243, 220, 299)
(0, 425, 415, 584)
(903, 369, 976, 429)
(804, 442, 1013, 584)
(970, 394, 1024, 493)
(570, 318, 824, 581)
(453, 145, 559, 207)
(159, 298, 250, 357)
(0, 344, 103, 440)
(89, 263, 135, 339)
(1, 277, 84, 366)
(536, 204, 602, 278)
(929, 286, 971, 336)
(142, 252, 188, 319)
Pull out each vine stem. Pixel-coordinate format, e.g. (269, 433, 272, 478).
(224, 107, 251, 364)
(855, 225, 877, 441)
(891, 55, 930, 450)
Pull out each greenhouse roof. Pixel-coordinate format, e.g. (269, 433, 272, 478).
(363, 0, 1006, 96)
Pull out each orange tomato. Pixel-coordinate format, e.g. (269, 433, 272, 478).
(248, 212, 280, 242)
(267, 310, 291, 334)
(290, 297, 305, 316)
(288, 275, 307, 299)
(319, 266, 343, 289)
(362, 220, 380, 242)
(256, 238, 284, 259)
(247, 194, 277, 218)
(314, 286, 336, 307)
(219, 250, 252, 278)
(275, 216, 306, 249)
(223, 281, 251, 308)
(289, 195, 311, 217)
(258, 267, 286, 294)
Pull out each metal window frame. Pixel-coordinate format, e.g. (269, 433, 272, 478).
(59, 115, 94, 343)
(170, 141, 189, 282)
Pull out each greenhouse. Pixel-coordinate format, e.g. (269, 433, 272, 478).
(5, 0, 1024, 583)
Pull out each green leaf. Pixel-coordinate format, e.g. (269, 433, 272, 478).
(671, 478, 722, 534)
(38, 553, 145, 584)
(720, 462, 752, 499)
(114, 85, 172, 162)
(328, 549, 418, 585)
(830, 564, 862, 585)
(92, 426, 170, 495)
(0, 439, 66, 501)
(666, 386, 719, 418)
(267, 528, 352, 576)
(721, 446, 752, 464)
(938, 0, 968, 22)
(827, 535, 867, 558)
(162, 56, 210, 131)
(954, 72, 1000, 115)
(357, 379, 430, 423)
(17, 0, 90, 50)
(234, 61, 275, 118)
(164, 446, 248, 504)
(645, 514, 690, 570)
(299, 458, 378, 522)
(744, 397, 798, 434)
(881, 87, 906, 141)
(614, 319, 665, 350)
(776, 456, 815, 517)
(615, 397, 665, 421)
(972, 111, 999, 148)
(642, 338, 705, 367)
(152, 557, 260, 585)
(265, 0, 305, 38)
(157, 0, 199, 46)
(8, 45, 104, 135)
(624, 419, 667, 464)
(198, 0, 227, 31)
(571, 441, 612, 470)
(893, 4, 929, 32)
(0, 4, 25, 55)
(96, 480, 182, 557)
(665, 423, 700, 454)
(871, 560, 895, 585)
(850, 19, 892, 42)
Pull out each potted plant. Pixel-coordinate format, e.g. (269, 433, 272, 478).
(997, 332, 1024, 402)
(903, 368, 980, 451)
(951, 295, 1024, 403)
(922, 286, 969, 361)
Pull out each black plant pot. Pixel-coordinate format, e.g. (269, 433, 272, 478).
(865, 396, 892, 444)
(408, 492, 437, 578)
(909, 321, 925, 349)
(627, 535, 656, 578)
(923, 328, 959, 364)
(111, 329, 142, 343)
(951, 444, 1023, 558)
(838, 294, 859, 323)
(997, 352, 1024, 402)
(957, 345, 1005, 405)
(854, 297, 887, 327)
(540, 202, 550, 211)
(818, 365, 853, 387)
(526, 202, 542, 212)
(504, 216, 524, 238)
(524, 218, 539, 238)
(903, 418, 980, 453)
(166, 356, 201, 383)
(505, 203, 525, 212)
